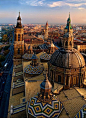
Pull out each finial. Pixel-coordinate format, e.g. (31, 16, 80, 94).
(19, 11, 20, 16)
(43, 70, 48, 80)
(46, 21, 48, 26)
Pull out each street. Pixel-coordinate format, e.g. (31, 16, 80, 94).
(0, 30, 14, 118)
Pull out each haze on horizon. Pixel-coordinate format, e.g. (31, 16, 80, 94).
(0, 0, 86, 24)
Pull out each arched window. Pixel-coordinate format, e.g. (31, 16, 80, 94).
(14, 34, 16, 41)
(85, 49, 86, 53)
(65, 41, 68, 46)
(42, 92, 44, 99)
(18, 48, 20, 54)
(58, 75, 61, 83)
(46, 92, 48, 99)
(70, 41, 72, 45)
(18, 34, 20, 41)
(22, 34, 23, 40)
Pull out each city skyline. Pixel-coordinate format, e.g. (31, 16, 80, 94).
(0, 0, 86, 24)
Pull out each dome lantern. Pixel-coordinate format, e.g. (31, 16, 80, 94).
(63, 13, 74, 50)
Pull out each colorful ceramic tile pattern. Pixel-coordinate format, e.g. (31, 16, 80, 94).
(74, 104, 86, 118)
(40, 53, 51, 61)
(24, 64, 44, 75)
(28, 96, 63, 118)
(22, 53, 33, 60)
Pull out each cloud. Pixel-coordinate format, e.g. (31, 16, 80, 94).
(66, 3, 85, 7)
(48, 1, 86, 8)
(78, 7, 85, 9)
(19, 0, 45, 6)
(48, 1, 65, 7)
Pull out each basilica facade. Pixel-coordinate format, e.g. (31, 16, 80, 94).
(48, 14, 86, 89)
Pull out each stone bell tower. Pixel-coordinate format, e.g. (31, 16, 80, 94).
(13, 12, 24, 65)
(44, 21, 48, 41)
(62, 13, 74, 50)
(14, 12, 24, 57)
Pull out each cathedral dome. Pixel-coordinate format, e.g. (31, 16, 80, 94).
(50, 48, 85, 68)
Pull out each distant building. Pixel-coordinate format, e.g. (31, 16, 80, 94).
(74, 42, 86, 53)
(44, 21, 48, 41)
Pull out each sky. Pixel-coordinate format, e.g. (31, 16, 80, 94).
(0, 0, 86, 24)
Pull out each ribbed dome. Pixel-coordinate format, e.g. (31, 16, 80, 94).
(50, 48, 85, 68)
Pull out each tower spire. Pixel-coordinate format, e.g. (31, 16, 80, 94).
(69, 12, 70, 18)
(19, 11, 20, 17)
(63, 13, 73, 49)
(16, 12, 22, 28)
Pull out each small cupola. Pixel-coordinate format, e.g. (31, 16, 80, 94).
(30, 52, 38, 66)
(38, 71, 53, 103)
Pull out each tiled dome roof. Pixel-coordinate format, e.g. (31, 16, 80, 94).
(24, 64, 44, 75)
(22, 53, 33, 60)
(40, 52, 51, 61)
(50, 48, 85, 68)
(28, 96, 63, 118)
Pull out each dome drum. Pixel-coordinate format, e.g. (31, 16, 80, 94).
(48, 47, 85, 89)
(48, 62, 85, 89)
